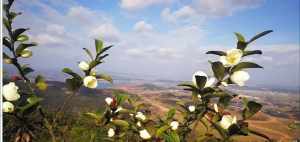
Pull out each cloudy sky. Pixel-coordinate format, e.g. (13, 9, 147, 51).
(5, 0, 300, 90)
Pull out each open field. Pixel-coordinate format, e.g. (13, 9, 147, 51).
(36, 81, 300, 141)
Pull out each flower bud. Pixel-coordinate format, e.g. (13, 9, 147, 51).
(78, 61, 90, 71)
(107, 128, 115, 137)
(3, 101, 14, 113)
(170, 121, 179, 130)
(188, 105, 195, 112)
(20, 49, 32, 58)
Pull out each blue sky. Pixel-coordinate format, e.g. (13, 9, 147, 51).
(5, 0, 300, 90)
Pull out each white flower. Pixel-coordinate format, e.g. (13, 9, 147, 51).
(2, 82, 20, 101)
(230, 71, 250, 86)
(129, 113, 134, 116)
(78, 61, 90, 71)
(192, 71, 215, 88)
(135, 112, 146, 121)
(221, 81, 228, 87)
(170, 121, 179, 130)
(20, 49, 32, 58)
(115, 107, 123, 113)
(3, 101, 14, 113)
(188, 105, 195, 112)
(219, 115, 237, 129)
(108, 128, 115, 137)
(105, 97, 113, 105)
(83, 76, 98, 88)
(139, 129, 151, 140)
(220, 49, 243, 67)
(137, 121, 142, 127)
(214, 104, 219, 113)
(197, 95, 201, 99)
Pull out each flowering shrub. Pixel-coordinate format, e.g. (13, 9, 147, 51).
(2, 0, 50, 141)
(84, 31, 273, 141)
(3, 0, 274, 142)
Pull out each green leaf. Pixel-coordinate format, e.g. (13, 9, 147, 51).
(242, 101, 262, 119)
(206, 51, 227, 56)
(231, 62, 263, 72)
(166, 108, 176, 120)
(218, 95, 233, 108)
(13, 28, 28, 40)
(65, 77, 83, 91)
(247, 30, 273, 44)
(242, 50, 262, 57)
(3, 36, 11, 48)
(27, 96, 43, 104)
(111, 120, 129, 128)
(22, 66, 34, 75)
(17, 34, 29, 42)
(62, 68, 81, 79)
(84, 112, 102, 121)
(35, 75, 48, 91)
(211, 61, 225, 81)
(177, 82, 197, 90)
(89, 60, 102, 69)
(156, 125, 170, 137)
(96, 73, 113, 84)
(3, 17, 10, 30)
(95, 39, 103, 54)
(195, 76, 207, 89)
(19, 96, 43, 113)
(16, 43, 37, 56)
(83, 48, 93, 60)
(97, 54, 109, 61)
(234, 32, 246, 42)
(9, 12, 22, 20)
(97, 45, 113, 56)
(168, 131, 180, 142)
(114, 93, 128, 105)
(236, 41, 248, 50)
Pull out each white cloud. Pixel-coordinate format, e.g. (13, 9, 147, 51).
(90, 23, 121, 42)
(192, 0, 264, 17)
(120, 0, 173, 10)
(133, 21, 153, 33)
(33, 33, 64, 45)
(46, 24, 65, 35)
(161, 6, 197, 24)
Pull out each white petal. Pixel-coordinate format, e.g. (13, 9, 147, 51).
(139, 129, 151, 139)
(230, 71, 250, 86)
(2, 82, 20, 101)
(78, 61, 90, 71)
(105, 97, 113, 105)
(219, 56, 228, 66)
(83, 76, 98, 88)
(205, 77, 216, 88)
(3, 101, 14, 113)
(220, 115, 234, 129)
(108, 128, 115, 137)
(213, 104, 219, 113)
